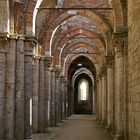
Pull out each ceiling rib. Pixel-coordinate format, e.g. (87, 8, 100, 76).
(37, 7, 113, 11)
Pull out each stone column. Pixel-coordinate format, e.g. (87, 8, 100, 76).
(105, 56, 114, 133)
(50, 68, 56, 126)
(96, 78, 99, 119)
(98, 75, 102, 123)
(5, 35, 17, 140)
(38, 56, 45, 132)
(114, 33, 127, 140)
(44, 56, 52, 131)
(93, 83, 97, 115)
(15, 36, 25, 140)
(60, 76, 65, 120)
(103, 68, 107, 127)
(59, 76, 63, 121)
(24, 36, 35, 139)
(0, 35, 6, 140)
(101, 74, 105, 125)
(32, 56, 39, 133)
(55, 67, 61, 124)
(71, 84, 74, 115)
(64, 79, 68, 118)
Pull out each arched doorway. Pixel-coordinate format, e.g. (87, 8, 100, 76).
(74, 74, 93, 114)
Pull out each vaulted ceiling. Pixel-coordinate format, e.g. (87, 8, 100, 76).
(12, 0, 127, 78)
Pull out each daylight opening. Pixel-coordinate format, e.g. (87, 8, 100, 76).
(78, 79, 89, 101)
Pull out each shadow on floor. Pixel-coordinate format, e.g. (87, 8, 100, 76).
(33, 115, 113, 140)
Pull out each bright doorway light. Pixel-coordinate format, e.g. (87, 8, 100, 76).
(78, 79, 89, 101)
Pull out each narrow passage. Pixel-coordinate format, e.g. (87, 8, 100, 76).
(33, 115, 113, 140)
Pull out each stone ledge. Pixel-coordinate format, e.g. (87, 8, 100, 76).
(0, 33, 27, 41)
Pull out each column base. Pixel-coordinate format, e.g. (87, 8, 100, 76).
(105, 126, 110, 133)
(105, 124, 113, 134)
(97, 119, 102, 127)
(24, 137, 32, 140)
(45, 128, 51, 133)
(101, 119, 106, 127)
(114, 134, 124, 140)
(24, 135, 32, 140)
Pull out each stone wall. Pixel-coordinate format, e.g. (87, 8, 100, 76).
(128, 0, 140, 139)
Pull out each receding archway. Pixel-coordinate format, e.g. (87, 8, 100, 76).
(74, 74, 93, 114)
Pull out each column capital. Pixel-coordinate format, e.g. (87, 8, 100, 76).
(0, 33, 9, 39)
(33, 55, 40, 60)
(60, 75, 65, 81)
(39, 55, 46, 60)
(98, 71, 102, 79)
(25, 35, 38, 43)
(60, 75, 68, 83)
(0, 33, 27, 41)
(113, 30, 128, 52)
(101, 63, 107, 75)
(105, 55, 114, 68)
(18, 35, 25, 40)
(113, 28, 128, 38)
(25, 36, 38, 56)
(54, 66, 61, 79)
(64, 78, 68, 84)
(45, 56, 53, 68)
(0, 33, 18, 40)
(95, 77, 100, 82)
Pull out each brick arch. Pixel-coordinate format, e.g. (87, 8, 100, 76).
(54, 37, 102, 63)
(37, 0, 125, 47)
(110, 0, 124, 32)
(54, 35, 105, 64)
(51, 22, 105, 54)
(0, 0, 10, 32)
(12, 0, 125, 36)
(72, 68, 95, 89)
(63, 54, 98, 77)
(60, 44, 101, 68)
(42, 10, 111, 51)
(24, 0, 57, 35)
(52, 28, 105, 59)
(52, 28, 105, 50)
(23, 0, 37, 35)
(53, 29, 105, 55)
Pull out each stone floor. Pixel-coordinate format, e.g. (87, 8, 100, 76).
(33, 115, 113, 140)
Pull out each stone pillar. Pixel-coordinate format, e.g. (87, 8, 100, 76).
(64, 79, 68, 118)
(60, 76, 65, 120)
(50, 68, 56, 126)
(96, 78, 99, 119)
(105, 56, 114, 133)
(101, 74, 105, 125)
(93, 83, 97, 114)
(0, 35, 6, 140)
(59, 76, 63, 121)
(99, 68, 107, 126)
(5, 35, 16, 140)
(32, 56, 39, 133)
(69, 81, 74, 116)
(114, 33, 127, 140)
(103, 68, 107, 126)
(98, 75, 102, 123)
(24, 36, 34, 139)
(38, 56, 45, 132)
(15, 36, 25, 140)
(55, 67, 61, 124)
(44, 56, 52, 131)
